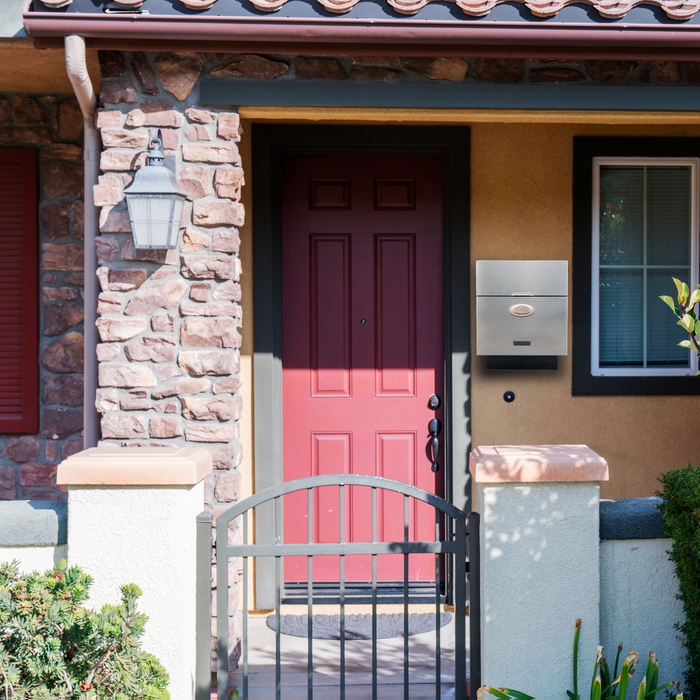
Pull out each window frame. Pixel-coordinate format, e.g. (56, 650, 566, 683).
(591, 156, 699, 378)
(573, 137, 700, 396)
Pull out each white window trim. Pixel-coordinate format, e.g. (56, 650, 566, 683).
(591, 157, 700, 377)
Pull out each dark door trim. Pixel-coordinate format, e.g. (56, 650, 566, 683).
(252, 124, 471, 608)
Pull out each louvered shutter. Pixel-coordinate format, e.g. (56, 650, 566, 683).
(0, 150, 38, 432)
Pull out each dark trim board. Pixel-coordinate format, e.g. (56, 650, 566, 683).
(205, 82, 700, 112)
(252, 125, 471, 609)
(572, 136, 700, 396)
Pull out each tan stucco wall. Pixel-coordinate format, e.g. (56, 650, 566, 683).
(471, 121, 700, 500)
(0, 40, 100, 94)
(239, 112, 700, 502)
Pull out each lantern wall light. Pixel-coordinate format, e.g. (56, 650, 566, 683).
(123, 128, 185, 249)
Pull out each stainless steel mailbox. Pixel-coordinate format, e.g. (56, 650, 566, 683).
(476, 260, 568, 356)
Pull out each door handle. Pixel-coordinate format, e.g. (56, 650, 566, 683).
(426, 417, 442, 473)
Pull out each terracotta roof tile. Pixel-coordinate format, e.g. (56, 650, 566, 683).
(59, 0, 700, 20)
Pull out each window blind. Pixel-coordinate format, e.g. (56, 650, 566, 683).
(598, 164, 692, 370)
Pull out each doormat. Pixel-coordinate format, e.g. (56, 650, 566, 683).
(266, 612, 452, 640)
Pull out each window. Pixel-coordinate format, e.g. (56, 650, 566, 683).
(592, 159, 699, 376)
(573, 139, 700, 395)
(0, 149, 39, 431)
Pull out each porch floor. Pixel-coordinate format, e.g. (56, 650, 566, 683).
(228, 609, 470, 699)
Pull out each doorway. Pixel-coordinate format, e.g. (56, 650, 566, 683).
(252, 125, 471, 609)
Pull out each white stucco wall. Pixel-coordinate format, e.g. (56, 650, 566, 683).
(600, 538, 685, 695)
(67, 483, 204, 700)
(479, 482, 600, 700)
(0, 544, 67, 572)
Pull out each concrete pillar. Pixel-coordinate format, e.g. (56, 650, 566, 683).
(57, 445, 212, 700)
(470, 445, 608, 700)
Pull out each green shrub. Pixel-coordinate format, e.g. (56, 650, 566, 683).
(658, 463, 700, 700)
(0, 559, 170, 700)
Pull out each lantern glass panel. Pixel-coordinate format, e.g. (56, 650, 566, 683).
(126, 193, 184, 249)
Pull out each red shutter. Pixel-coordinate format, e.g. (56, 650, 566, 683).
(0, 149, 38, 433)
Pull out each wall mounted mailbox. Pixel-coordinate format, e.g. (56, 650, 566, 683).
(476, 260, 568, 369)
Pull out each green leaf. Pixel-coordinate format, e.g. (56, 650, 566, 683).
(677, 315, 695, 334)
(484, 687, 513, 700)
(660, 296, 678, 313)
(593, 676, 602, 700)
(678, 340, 694, 349)
(646, 682, 676, 698)
(673, 278, 687, 305)
(689, 289, 700, 307)
(500, 689, 535, 700)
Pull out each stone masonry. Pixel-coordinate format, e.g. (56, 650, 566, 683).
(95, 50, 244, 667)
(0, 92, 85, 501)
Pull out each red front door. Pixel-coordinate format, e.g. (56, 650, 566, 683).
(281, 153, 444, 583)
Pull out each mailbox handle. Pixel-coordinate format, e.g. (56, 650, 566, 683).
(427, 418, 441, 473)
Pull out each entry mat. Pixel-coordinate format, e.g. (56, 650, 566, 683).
(266, 612, 453, 640)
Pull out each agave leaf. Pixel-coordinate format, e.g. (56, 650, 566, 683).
(593, 675, 602, 700)
(619, 660, 630, 700)
(637, 677, 647, 700)
(499, 689, 535, 700)
(644, 654, 655, 691)
(647, 681, 676, 698)
(602, 659, 611, 700)
(613, 645, 623, 690)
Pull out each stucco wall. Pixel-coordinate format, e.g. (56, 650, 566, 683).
(67, 483, 203, 700)
(600, 537, 685, 696)
(470, 122, 700, 499)
(479, 481, 601, 697)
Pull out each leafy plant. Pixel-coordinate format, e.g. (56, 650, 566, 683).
(0, 559, 170, 700)
(658, 464, 700, 700)
(659, 278, 700, 373)
(478, 620, 678, 700)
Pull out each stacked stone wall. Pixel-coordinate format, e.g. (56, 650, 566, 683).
(0, 93, 85, 501)
(161, 53, 700, 85)
(95, 50, 245, 666)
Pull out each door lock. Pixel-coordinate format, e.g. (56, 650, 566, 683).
(428, 394, 441, 410)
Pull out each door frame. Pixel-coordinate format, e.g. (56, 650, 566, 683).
(252, 124, 471, 609)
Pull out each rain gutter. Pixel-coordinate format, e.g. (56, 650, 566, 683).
(23, 11, 700, 59)
(64, 34, 100, 450)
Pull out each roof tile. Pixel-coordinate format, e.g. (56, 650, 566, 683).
(42, 0, 700, 21)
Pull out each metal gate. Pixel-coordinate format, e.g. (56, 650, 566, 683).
(196, 474, 480, 700)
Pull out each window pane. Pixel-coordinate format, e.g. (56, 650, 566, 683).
(648, 270, 691, 368)
(647, 166, 691, 266)
(599, 269, 643, 367)
(599, 166, 644, 265)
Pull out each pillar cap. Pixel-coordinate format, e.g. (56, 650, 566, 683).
(470, 444, 608, 483)
(57, 446, 213, 487)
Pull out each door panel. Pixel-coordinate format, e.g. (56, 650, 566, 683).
(281, 153, 444, 582)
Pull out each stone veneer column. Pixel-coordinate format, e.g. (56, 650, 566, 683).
(470, 445, 609, 699)
(93, 51, 245, 665)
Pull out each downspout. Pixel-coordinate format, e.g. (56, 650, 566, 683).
(64, 35, 100, 450)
